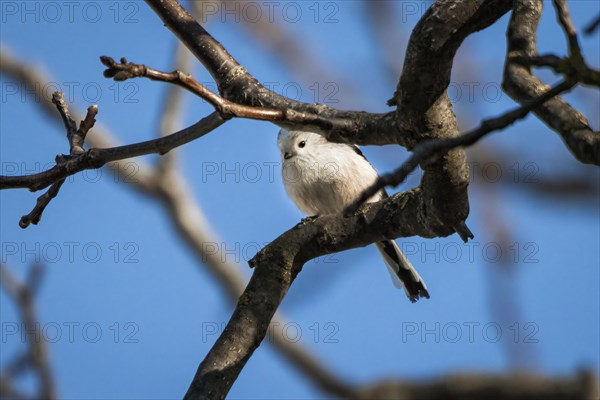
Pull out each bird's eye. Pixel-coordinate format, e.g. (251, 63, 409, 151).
(298, 140, 306, 148)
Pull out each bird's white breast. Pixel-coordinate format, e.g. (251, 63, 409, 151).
(281, 144, 382, 215)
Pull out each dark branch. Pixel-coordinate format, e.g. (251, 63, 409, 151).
(76, 105, 99, 154)
(505, 1, 600, 88)
(510, 54, 600, 87)
(183, 2, 516, 398)
(584, 13, 600, 35)
(51, 92, 78, 146)
(0, 112, 225, 191)
(19, 176, 66, 228)
(143, 0, 402, 145)
(100, 56, 337, 129)
(18, 97, 99, 228)
(346, 79, 576, 215)
(503, 0, 600, 165)
(184, 188, 452, 399)
(552, 0, 582, 63)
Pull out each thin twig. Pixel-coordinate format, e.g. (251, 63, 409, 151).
(19, 178, 66, 228)
(0, 112, 225, 192)
(346, 80, 576, 215)
(51, 92, 77, 141)
(18, 99, 99, 228)
(75, 105, 99, 154)
(552, 0, 582, 63)
(584, 13, 600, 35)
(510, 54, 600, 87)
(100, 56, 337, 129)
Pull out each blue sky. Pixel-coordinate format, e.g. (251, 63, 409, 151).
(1, 1, 599, 399)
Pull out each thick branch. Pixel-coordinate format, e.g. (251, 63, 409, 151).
(386, 0, 511, 242)
(184, 1, 514, 398)
(184, 189, 447, 399)
(503, 0, 600, 165)
(143, 0, 401, 145)
(506, 1, 600, 88)
(348, 79, 576, 214)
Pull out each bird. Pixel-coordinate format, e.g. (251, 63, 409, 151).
(277, 129, 430, 302)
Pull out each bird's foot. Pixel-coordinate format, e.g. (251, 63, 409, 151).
(297, 215, 319, 226)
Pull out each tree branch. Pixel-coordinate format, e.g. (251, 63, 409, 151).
(0, 264, 56, 400)
(510, 54, 600, 87)
(183, 1, 518, 397)
(507, 0, 600, 88)
(0, 112, 225, 192)
(143, 0, 402, 145)
(503, 0, 600, 165)
(346, 79, 576, 215)
(1, 49, 354, 398)
(351, 371, 598, 399)
(184, 188, 444, 399)
(552, 0, 582, 63)
(100, 56, 339, 129)
(584, 13, 600, 35)
(18, 95, 99, 228)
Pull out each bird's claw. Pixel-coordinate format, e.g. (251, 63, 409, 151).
(297, 215, 319, 226)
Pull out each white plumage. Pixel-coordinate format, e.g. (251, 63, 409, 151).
(278, 129, 429, 302)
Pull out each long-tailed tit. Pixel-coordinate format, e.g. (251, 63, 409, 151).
(278, 129, 429, 302)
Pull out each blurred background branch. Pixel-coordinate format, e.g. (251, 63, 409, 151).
(0, 264, 55, 400)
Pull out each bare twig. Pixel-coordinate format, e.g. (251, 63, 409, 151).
(346, 80, 576, 215)
(51, 92, 78, 145)
(76, 105, 99, 154)
(19, 175, 66, 228)
(584, 13, 600, 35)
(18, 97, 99, 228)
(0, 112, 225, 192)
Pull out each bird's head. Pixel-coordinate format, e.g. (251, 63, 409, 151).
(277, 129, 328, 162)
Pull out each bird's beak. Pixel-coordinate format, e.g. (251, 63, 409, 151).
(284, 152, 293, 160)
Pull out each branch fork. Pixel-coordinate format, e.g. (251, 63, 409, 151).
(19, 92, 98, 228)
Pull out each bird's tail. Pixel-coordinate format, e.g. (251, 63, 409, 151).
(375, 240, 430, 302)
